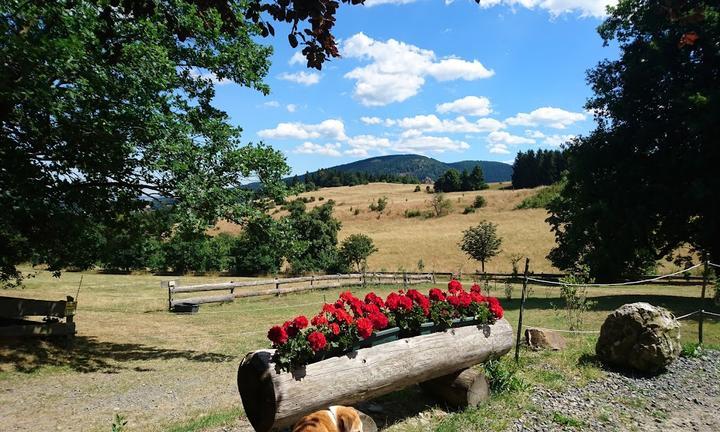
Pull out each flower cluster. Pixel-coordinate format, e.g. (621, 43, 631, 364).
(267, 281, 503, 372)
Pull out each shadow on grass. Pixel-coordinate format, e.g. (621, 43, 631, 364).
(0, 336, 234, 374)
(356, 386, 443, 430)
(503, 294, 718, 316)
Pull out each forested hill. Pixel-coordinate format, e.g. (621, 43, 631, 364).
(297, 155, 513, 183)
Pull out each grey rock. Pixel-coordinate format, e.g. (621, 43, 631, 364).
(595, 302, 681, 373)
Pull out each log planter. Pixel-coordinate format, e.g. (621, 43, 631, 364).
(237, 318, 513, 432)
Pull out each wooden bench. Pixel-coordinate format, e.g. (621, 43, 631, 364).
(0, 296, 76, 338)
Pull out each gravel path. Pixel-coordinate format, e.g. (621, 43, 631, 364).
(515, 351, 720, 431)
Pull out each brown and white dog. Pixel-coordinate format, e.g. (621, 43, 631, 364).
(292, 406, 363, 432)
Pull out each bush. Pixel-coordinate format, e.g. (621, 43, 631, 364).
(339, 234, 378, 272)
(414, 185, 421, 192)
(472, 195, 486, 208)
(463, 206, 476, 214)
(459, 221, 502, 273)
(428, 193, 452, 217)
(555, 273, 596, 331)
(232, 216, 286, 275)
(404, 209, 422, 218)
(482, 359, 527, 393)
(368, 196, 388, 212)
(516, 181, 564, 209)
(162, 231, 234, 273)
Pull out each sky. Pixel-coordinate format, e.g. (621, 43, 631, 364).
(211, 0, 619, 175)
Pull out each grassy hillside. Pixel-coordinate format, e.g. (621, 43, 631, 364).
(295, 154, 513, 183)
(218, 183, 557, 273)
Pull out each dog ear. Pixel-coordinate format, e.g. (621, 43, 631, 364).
(336, 408, 361, 432)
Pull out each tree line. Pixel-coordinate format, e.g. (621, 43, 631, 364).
(433, 166, 488, 193)
(292, 169, 420, 191)
(90, 200, 376, 276)
(511, 149, 568, 189)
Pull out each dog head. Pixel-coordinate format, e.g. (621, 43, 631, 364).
(334, 406, 363, 432)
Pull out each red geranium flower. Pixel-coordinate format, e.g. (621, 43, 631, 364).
(488, 297, 504, 319)
(470, 283, 482, 294)
(267, 325, 288, 345)
(283, 320, 299, 337)
(332, 308, 353, 325)
(365, 292, 385, 308)
(458, 292, 472, 308)
(349, 299, 365, 317)
(368, 311, 389, 330)
(311, 314, 329, 326)
(398, 295, 413, 310)
(386, 292, 401, 311)
(447, 295, 461, 308)
(470, 292, 486, 304)
(363, 303, 381, 315)
(448, 279, 463, 294)
(293, 315, 309, 329)
(329, 323, 340, 335)
(356, 317, 374, 339)
(307, 331, 327, 352)
(429, 288, 446, 302)
(339, 291, 359, 304)
(322, 303, 336, 313)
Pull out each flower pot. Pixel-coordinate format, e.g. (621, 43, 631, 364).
(452, 317, 481, 328)
(354, 327, 400, 349)
(420, 321, 439, 335)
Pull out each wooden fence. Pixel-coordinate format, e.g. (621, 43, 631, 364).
(164, 272, 434, 311)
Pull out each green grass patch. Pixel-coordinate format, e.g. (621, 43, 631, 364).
(552, 412, 585, 428)
(163, 408, 243, 432)
(516, 182, 563, 209)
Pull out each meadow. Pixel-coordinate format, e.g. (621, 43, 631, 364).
(0, 268, 717, 432)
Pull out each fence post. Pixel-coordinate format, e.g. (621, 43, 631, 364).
(311, 275, 315, 287)
(432, 271, 436, 284)
(699, 261, 709, 345)
(275, 278, 280, 297)
(163, 280, 175, 311)
(515, 258, 530, 363)
(403, 271, 408, 288)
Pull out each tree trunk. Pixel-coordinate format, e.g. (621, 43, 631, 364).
(419, 368, 490, 408)
(237, 319, 513, 432)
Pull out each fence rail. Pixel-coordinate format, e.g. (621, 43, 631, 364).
(164, 272, 434, 311)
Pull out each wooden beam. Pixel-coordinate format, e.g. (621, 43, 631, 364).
(0, 296, 70, 318)
(170, 294, 234, 307)
(0, 321, 76, 338)
(420, 368, 489, 408)
(237, 319, 513, 432)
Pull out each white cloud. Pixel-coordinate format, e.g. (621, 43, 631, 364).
(391, 114, 505, 134)
(525, 130, 546, 139)
(360, 116, 383, 125)
(487, 131, 536, 146)
(488, 144, 511, 154)
(543, 134, 576, 146)
(286, 104, 297, 113)
(293, 142, 342, 157)
(345, 148, 370, 157)
(475, 0, 615, 18)
(347, 134, 391, 150)
(278, 71, 321, 86)
(262, 100, 280, 108)
(289, 52, 306, 66)
(342, 33, 494, 106)
(258, 119, 347, 141)
(394, 135, 470, 153)
(436, 96, 492, 117)
(506, 107, 586, 129)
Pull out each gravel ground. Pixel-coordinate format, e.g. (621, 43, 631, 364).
(514, 350, 720, 431)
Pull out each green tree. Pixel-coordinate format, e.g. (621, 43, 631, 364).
(459, 221, 502, 273)
(339, 234, 378, 273)
(232, 215, 289, 275)
(285, 200, 342, 274)
(547, 0, 720, 280)
(468, 165, 488, 190)
(1, 1, 297, 286)
(428, 193, 453, 217)
(434, 169, 462, 193)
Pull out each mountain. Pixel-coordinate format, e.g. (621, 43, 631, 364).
(298, 155, 513, 183)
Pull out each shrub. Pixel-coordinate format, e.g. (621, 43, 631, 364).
(414, 185, 421, 192)
(516, 181, 564, 209)
(463, 206, 475, 214)
(428, 193, 453, 217)
(555, 273, 596, 331)
(459, 221, 502, 273)
(339, 234, 378, 272)
(318, 196, 324, 201)
(368, 196, 388, 213)
(404, 209, 422, 218)
(482, 359, 527, 393)
(353, 208, 360, 216)
(472, 195, 486, 208)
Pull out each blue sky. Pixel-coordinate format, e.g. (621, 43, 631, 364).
(211, 0, 618, 175)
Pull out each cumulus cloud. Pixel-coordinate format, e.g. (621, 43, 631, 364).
(289, 52, 306, 66)
(262, 100, 280, 108)
(487, 131, 536, 146)
(360, 116, 383, 125)
(394, 135, 470, 153)
(258, 119, 347, 141)
(364, 0, 418, 5)
(505, 107, 586, 129)
(347, 134, 391, 150)
(543, 134, 576, 146)
(436, 96, 492, 117)
(293, 142, 342, 157)
(475, 0, 615, 17)
(488, 144, 511, 154)
(345, 148, 370, 157)
(286, 104, 297, 113)
(278, 71, 321, 85)
(390, 114, 505, 134)
(342, 33, 493, 106)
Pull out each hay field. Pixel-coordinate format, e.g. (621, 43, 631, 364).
(217, 183, 559, 273)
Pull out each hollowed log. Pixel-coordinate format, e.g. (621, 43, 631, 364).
(237, 319, 513, 432)
(419, 368, 489, 408)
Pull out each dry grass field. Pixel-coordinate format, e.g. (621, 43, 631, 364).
(0, 269, 717, 432)
(218, 183, 561, 274)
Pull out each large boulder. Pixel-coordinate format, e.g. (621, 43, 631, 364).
(525, 327, 566, 351)
(596, 302, 681, 373)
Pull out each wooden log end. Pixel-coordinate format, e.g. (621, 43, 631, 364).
(238, 351, 277, 432)
(420, 368, 489, 408)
